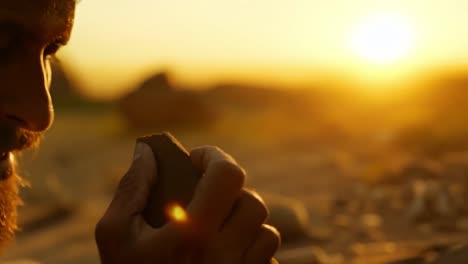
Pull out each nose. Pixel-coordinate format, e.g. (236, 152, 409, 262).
(0, 56, 54, 132)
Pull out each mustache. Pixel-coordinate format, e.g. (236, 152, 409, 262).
(0, 123, 42, 152)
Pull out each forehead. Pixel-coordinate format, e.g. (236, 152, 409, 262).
(3, 0, 74, 12)
(0, 0, 75, 42)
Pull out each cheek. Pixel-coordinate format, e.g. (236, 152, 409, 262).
(0, 65, 16, 96)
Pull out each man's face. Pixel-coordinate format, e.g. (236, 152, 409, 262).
(0, 0, 75, 247)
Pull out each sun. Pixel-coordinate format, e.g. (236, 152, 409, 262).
(350, 14, 414, 65)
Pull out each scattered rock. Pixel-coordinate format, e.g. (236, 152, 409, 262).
(3, 260, 40, 264)
(277, 245, 345, 264)
(455, 217, 468, 231)
(262, 193, 330, 243)
(276, 246, 319, 264)
(351, 242, 397, 256)
(386, 256, 425, 264)
(432, 245, 468, 264)
(399, 159, 443, 181)
(361, 213, 382, 229)
(405, 179, 457, 223)
(441, 152, 468, 178)
(334, 214, 351, 228)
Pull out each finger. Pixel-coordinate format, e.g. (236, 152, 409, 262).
(219, 190, 268, 252)
(112, 142, 158, 215)
(97, 142, 157, 235)
(190, 145, 239, 172)
(244, 225, 281, 264)
(137, 222, 196, 260)
(187, 146, 245, 239)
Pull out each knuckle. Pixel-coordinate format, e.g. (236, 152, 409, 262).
(197, 145, 223, 158)
(94, 213, 121, 245)
(204, 145, 223, 153)
(213, 160, 246, 188)
(262, 226, 281, 253)
(94, 218, 110, 244)
(191, 145, 217, 158)
(244, 191, 269, 221)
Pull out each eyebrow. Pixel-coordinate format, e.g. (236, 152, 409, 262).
(0, 17, 71, 48)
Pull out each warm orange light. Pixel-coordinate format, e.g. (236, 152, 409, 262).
(166, 203, 188, 223)
(350, 13, 414, 65)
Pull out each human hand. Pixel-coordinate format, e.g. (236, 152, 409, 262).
(95, 143, 280, 264)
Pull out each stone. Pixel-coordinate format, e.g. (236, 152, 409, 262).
(138, 133, 201, 228)
(432, 245, 468, 264)
(262, 193, 330, 243)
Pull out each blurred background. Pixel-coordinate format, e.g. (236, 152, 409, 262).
(3, 0, 468, 263)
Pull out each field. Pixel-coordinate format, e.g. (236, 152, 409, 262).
(3, 76, 468, 263)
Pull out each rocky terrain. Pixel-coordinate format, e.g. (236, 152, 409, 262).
(3, 68, 468, 263)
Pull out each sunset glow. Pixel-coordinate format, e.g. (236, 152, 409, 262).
(350, 14, 414, 64)
(61, 0, 468, 98)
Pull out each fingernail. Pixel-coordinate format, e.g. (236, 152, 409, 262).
(133, 142, 146, 162)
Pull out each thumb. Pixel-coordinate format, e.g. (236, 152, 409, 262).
(108, 142, 158, 219)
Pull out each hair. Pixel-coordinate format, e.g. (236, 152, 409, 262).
(48, 0, 76, 13)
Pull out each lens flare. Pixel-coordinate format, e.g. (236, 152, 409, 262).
(165, 203, 188, 223)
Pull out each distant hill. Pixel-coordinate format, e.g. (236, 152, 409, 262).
(118, 72, 217, 130)
(116, 69, 343, 132)
(50, 63, 111, 111)
(50, 63, 83, 107)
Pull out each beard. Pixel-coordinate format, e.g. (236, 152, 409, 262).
(0, 163, 23, 250)
(0, 122, 42, 250)
(0, 123, 42, 153)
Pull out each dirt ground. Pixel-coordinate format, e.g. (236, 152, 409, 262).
(1, 110, 468, 264)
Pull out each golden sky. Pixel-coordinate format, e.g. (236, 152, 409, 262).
(61, 0, 468, 98)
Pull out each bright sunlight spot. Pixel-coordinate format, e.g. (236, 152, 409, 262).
(350, 14, 414, 65)
(166, 203, 188, 223)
